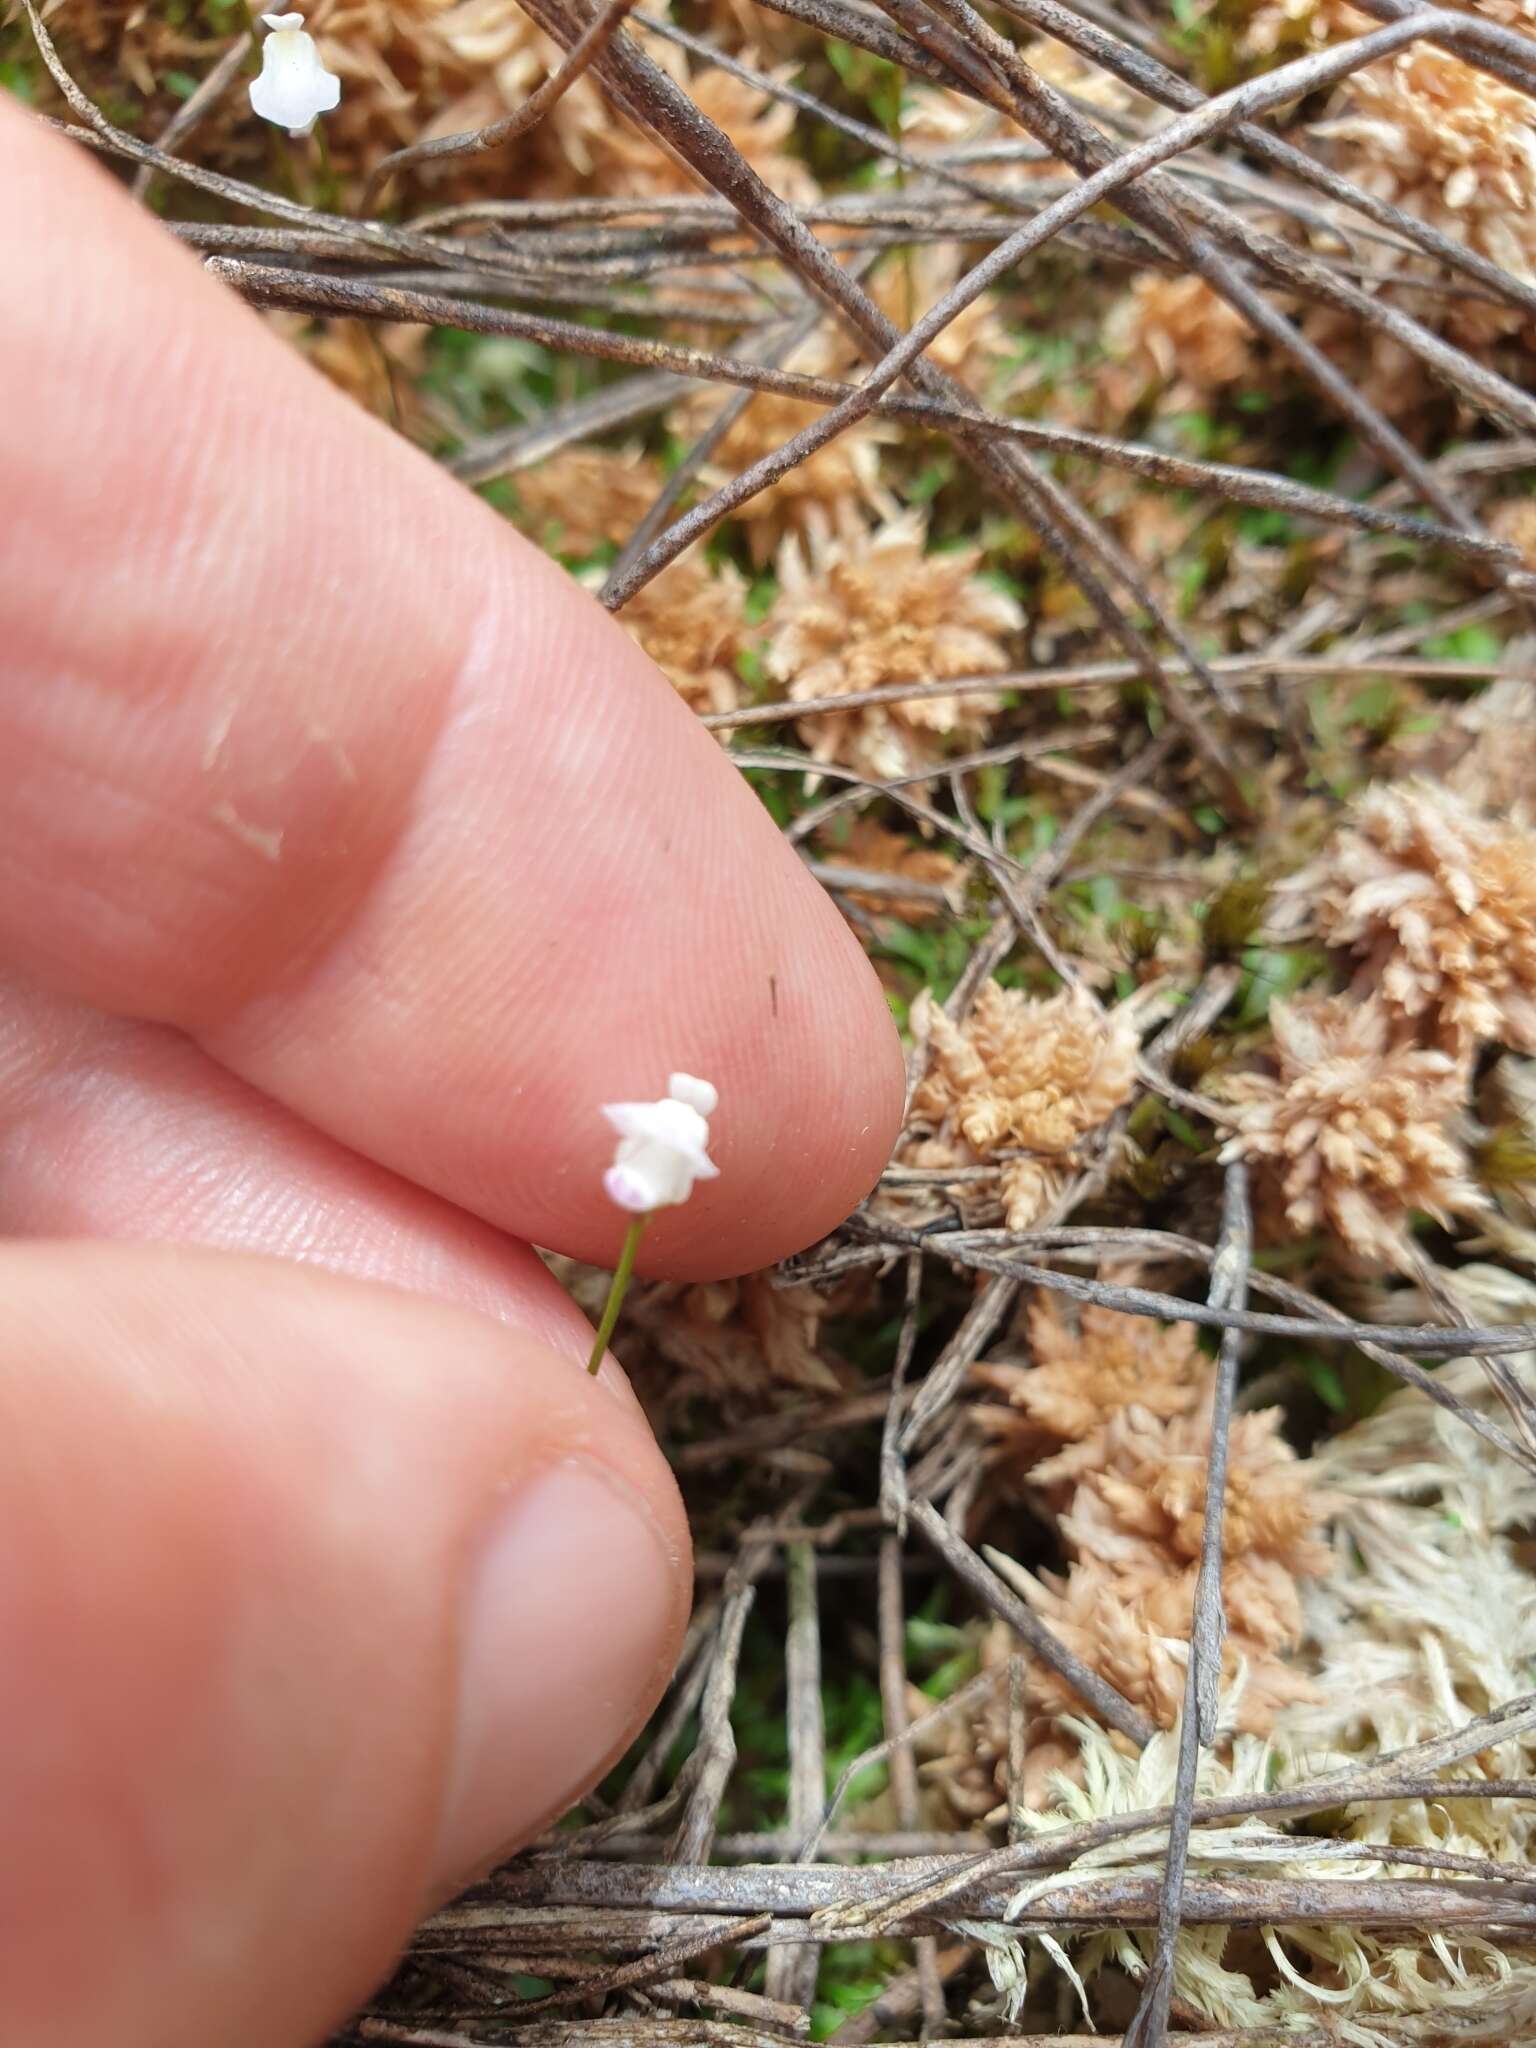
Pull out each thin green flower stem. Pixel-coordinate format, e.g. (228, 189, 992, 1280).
(310, 121, 338, 211)
(587, 1216, 646, 1374)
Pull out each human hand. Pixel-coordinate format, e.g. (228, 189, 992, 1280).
(0, 99, 903, 2046)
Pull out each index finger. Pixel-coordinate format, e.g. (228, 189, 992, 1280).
(0, 102, 903, 1275)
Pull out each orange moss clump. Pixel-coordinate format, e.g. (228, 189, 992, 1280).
(765, 513, 1021, 784)
(1317, 781, 1536, 1058)
(1019, 1404, 1329, 1736)
(1099, 276, 1256, 416)
(973, 1295, 1206, 1484)
(817, 819, 966, 922)
(1317, 42, 1536, 325)
(680, 385, 895, 566)
(1218, 993, 1481, 1272)
(512, 447, 663, 559)
(553, 42, 818, 205)
(615, 550, 748, 718)
(906, 983, 1138, 1230)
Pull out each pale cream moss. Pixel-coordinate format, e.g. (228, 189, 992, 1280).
(1262, 1354, 1536, 2038)
(964, 1355, 1536, 2028)
(970, 1695, 1536, 2037)
(1316, 780, 1536, 1057)
(764, 512, 1021, 784)
(980, 1717, 1284, 2027)
(905, 983, 1138, 1230)
(1287, 1353, 1536, 1772)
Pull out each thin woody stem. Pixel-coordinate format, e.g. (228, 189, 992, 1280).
(587, 1215, 647, 1374)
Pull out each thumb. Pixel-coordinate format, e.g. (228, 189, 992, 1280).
(0, 1241, 690, 2048)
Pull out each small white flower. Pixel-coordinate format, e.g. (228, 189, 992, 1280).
(249, 12, 341, 137)
(602, 1072, 719, 1213)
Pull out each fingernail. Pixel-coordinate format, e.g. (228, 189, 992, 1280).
(434, 1461, 680, 1889)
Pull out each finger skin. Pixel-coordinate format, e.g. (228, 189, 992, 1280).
(0, 1241, 691, 2048)
(0, 101, 904, 1277)
(0, 973, 606, 1366)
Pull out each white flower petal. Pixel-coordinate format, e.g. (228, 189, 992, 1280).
(605, 1156, 673, 1212)
(600, 1076, 719, 1212)
(250, 20, 341, 136)
(668, 1071, 718, 1116)
(602, 1101, 659, 1140)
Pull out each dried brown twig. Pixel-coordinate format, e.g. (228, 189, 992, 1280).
(1124, 1162, 1251, 2047)
(201, 261, 1521, 587)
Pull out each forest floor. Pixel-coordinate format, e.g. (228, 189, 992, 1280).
(11, 0, 1536, 2038)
